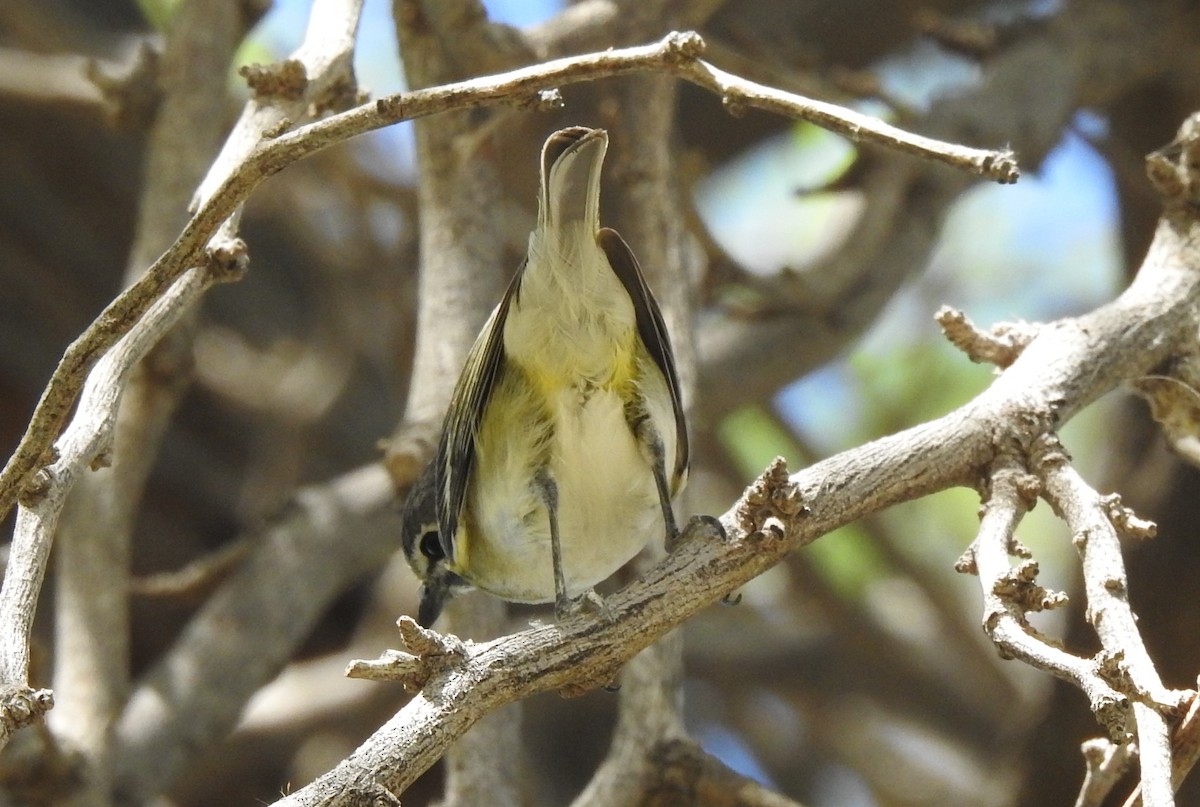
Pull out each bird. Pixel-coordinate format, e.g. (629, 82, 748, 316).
(401, 126, 689, 628)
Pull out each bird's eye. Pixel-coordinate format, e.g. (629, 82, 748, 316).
(419, 530, 444, 560)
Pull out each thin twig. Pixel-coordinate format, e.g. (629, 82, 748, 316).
(1037, 436, 1184, 807)
(962, 455, 1128, 735)
(666, 51, 1019, 183)
(1075, 739, 1133, 807)
(128, 539, 251, 599)
(936, 306, 1040, 368)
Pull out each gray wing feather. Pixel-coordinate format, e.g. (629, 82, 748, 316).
(597, 228, 690, 485)
(435, 261, 526, 559)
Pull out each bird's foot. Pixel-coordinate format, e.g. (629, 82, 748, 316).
(555, 588, 612, 622)
(680, 514, 727, 545)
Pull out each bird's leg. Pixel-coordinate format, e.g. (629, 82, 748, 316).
(643, 431, 681, 552)
(536, 470, 587, 621)
(537, 470, 608, 621)
(625, 398, 681, 552)
(535, 471, 571, 619)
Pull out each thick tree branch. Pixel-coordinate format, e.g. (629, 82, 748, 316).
(571, 71, 697, 807)
(110, 461, 399, 803)
(50, 4, 247, 806)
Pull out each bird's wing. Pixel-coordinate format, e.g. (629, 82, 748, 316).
(597, 227, 690, 486)
(435, 261, 526, 559)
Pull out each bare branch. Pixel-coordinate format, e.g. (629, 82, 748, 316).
(0, 259, 235, 752)
(0, 686, 54, 743)
(937, 306, 1040, 368)
(1076, 738, 1133, 807)
(348, 620, 467, 690)
(1153, 689, 1200, 802)
(1037, 437, 1184, 807)
(0, 0, 365, 773)
(193, 0, 364, 212)
(345, 650, 428, 685)
(50, 3, 249, 804)
(127, 539, 251, 598)
(110, 462, 399, 803)
(961, 455, 1128, 735)
(0, 31, 1020, 526)
(668, 50, 1019, 183)
(274, 513, 772, 805)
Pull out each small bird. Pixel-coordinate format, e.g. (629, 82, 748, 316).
(401, 126, 689, 627)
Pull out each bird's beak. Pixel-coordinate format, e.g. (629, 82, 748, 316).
(417, 567, 467, 628)
(417, 574, 449, 628)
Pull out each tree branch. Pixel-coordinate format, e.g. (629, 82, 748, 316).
(669, 54, 1018, 183)
(110, 461, 399, 803)
(0, 251, 242, 752)
(1075, 738, 1133, 807)
(0, 30, 1019, 527)
(1037, 439, 1184, 807)
(50, 3, 248, 805)
(960, 454, 1127, 734)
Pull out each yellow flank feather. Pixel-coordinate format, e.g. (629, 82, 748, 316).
(449, 320, 662, 602)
